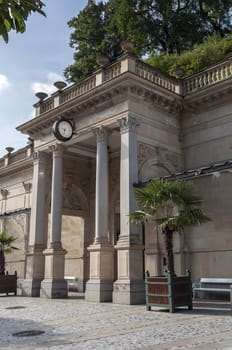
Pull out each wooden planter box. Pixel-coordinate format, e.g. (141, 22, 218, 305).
(145, 270, 192, 313)
(0, 271, 17, 296)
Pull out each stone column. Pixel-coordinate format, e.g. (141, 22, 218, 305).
(113, 116, 145, 305)
(40, 144, 68, 298)
(22, 151, 48, 297)
(85, 126, 114, 302)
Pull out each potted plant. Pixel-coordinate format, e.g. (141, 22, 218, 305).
(0, 231, 19, 295)
(129, 179, 210, 312)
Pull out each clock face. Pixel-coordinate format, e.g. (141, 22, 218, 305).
(53, 119, 73, 141)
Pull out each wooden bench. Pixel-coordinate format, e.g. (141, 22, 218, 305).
(193, 278, 232, 300)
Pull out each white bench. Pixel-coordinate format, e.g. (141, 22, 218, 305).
(193, 278, 232, 300)
(64, 276, 78, 292)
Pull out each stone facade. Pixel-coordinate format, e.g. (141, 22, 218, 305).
(1, 53, 232, 303)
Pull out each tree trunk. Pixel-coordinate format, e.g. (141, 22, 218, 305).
(0, 248, 5, 275)
(163, 226, 175, 276)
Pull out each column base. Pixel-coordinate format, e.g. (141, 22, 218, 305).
(85, 241, 114, 302)
(85, 280, 113, 302)
(40, 279, 68, 299)
(21, 279, 42, 297)
(113, 280, 145, 305)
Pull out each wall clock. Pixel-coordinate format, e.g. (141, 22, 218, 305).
(53, 118, 74, 142)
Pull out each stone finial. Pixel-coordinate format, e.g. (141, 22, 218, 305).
(35, 92, 48, 101)
(5, 147, 14, 155)
(53, 81, 67, 91)
(96, 55, 110, 66)
(120, 40, 134, 53)
(172, 67, 184, 79)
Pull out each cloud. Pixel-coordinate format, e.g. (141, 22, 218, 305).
(0, 74, 10, 93)
(31, 72, 64, 95)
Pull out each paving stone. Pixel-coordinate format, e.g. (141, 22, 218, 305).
(0, 297, 231, 349)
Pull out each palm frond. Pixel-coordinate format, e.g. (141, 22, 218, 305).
(130, 179, 210, 232)
(0, 231, 18, 252)
(129, 210, 152, 225)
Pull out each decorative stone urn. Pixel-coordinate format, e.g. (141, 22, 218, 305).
(0, 271, 17, 296)
(145, 270, 192, 313)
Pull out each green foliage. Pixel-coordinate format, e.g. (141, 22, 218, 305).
(147, 34, 232, 77)
(130, 179, 209, 231)
(0, 231, 18, 275)
(64, 0, 147, 82)
(198, 0, 232, 36)
(65, 0, 232, 82)
(64, 1, 107, 82)
(0, 0, 46, 43)
(130, 179, 210, 275)
(0, 231, 18, 253)
(138, 0, 207, 54)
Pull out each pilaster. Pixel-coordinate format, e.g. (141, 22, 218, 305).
(21, 151, 48, 297)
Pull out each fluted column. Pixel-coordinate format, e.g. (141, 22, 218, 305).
(50, 144, 63, 246)
(94, 126, 109, 243)
(22, 151, 48, 297)
(113, 116, 145, 305)
(40, 144, 68, 298)
(85, 126, 114, 302)
(119, 116, 139, 238)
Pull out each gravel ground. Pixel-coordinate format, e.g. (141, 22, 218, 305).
(0, 296, 232, 349)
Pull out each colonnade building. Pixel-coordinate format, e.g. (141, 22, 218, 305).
(1, 51, 232, 304)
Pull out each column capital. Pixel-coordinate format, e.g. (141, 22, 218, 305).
(50, 144, 63, 157)
(118, 116, 139, 133)
(23, 182, 32, 194)
(92, 125, 109, 142)
(32, 151, 48, 163)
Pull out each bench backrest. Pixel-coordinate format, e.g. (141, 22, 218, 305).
(200, 278, 232, 284)
(200, 278, 232, 289)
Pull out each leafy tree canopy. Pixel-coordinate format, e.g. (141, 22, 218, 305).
(64, 0, 232, 82)
(0, 0, 46, 43)
(147, 33, 232, 77)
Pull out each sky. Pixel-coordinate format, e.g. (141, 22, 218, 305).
(0, 0, 88, 157)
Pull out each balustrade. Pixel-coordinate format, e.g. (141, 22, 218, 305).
(183, 59, 232, 94)
(135, 62, 178, 93)
(60, 76, 96, 104)
(34, 55, 232, 117)
(104, 62, 121, 81)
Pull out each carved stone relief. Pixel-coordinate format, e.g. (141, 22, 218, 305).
(137, 143, 158, 169)
(63, 179, 82, 210)
(137, 142, 182, 182)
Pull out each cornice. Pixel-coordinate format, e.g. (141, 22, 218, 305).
(17, 72, 181, 138)
(0, 156, 32, 177)
(182, 78, 232, 112)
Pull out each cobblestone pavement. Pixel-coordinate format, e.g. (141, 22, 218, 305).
(0, 296, 232, 349)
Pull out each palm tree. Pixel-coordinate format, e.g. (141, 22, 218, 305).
(129, 179, 210, 276)
(0, 231, 18, 275)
